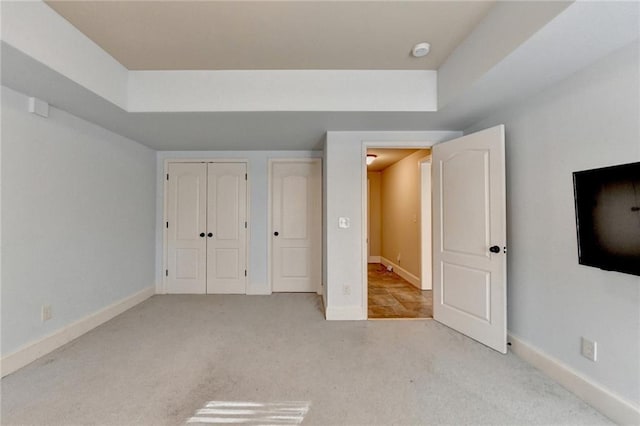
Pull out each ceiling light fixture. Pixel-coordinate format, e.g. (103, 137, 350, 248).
(366, 154, 377, 165)
(412, 42, 431, 58)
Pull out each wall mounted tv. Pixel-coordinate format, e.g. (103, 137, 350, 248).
(573, 161, 640, 276)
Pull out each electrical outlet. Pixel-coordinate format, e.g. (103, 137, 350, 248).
(342, 285, 351, 296)
(386, 265, 393, 272)
(581, 337, 597, 361)
(41, 304, 52, 322)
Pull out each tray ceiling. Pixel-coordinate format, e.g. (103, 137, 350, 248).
(45, 0, 495, 70)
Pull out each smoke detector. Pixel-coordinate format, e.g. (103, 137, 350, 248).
(412, 42, 431, 58)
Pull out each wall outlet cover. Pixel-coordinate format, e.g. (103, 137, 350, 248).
(41, 304, 52, 322)
(581, 337, 597, 362)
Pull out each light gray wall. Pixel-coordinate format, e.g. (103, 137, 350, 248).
(465, 42, 640, 404)
(323, 131, 461, 318)
(155, 151, 323, 295)
(1, 86, 156, 356)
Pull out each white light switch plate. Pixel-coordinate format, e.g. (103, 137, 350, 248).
(338, 217, 350, 228)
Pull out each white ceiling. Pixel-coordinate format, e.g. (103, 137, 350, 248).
(45, 0, 495, 70)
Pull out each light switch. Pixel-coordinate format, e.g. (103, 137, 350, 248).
(338, 217, 350, 228)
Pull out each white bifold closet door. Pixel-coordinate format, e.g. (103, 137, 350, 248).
(166, 162, 247, 294)
(206, 163, 247, 294)
(166, 163, 207, 294)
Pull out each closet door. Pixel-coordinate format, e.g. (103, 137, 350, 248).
(166, 163, 207, 294)
(206, 163, 247, 294)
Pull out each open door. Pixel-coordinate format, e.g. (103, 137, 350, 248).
(432, 125, 507, 353)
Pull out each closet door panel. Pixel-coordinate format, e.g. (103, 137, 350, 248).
(166, 163, 207, 294)
(207, 163, 247, 294)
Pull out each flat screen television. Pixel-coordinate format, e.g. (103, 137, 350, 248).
(573, 161, 640, 276)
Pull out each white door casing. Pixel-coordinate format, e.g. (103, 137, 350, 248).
(432, 125, 507, 353)
(271, 160, 322, 292)
(420, 160, 433, 290)
(206, 163, 247, 294)
(166, 163, 207, 294)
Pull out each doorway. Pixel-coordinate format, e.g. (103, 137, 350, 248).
(365, 148, 433, 319)
(360, 126, 507, 353)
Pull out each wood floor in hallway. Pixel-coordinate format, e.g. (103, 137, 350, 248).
(368, 263, 433, 319)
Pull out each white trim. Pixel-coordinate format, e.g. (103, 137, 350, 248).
(246, 284, 271, 296)
(419, 159, 432, 291)
(163, 158, 250, 295)
(267, 158, 323, 294)
(325, 305, 366, 321)
(368, 256, 381, 264)
(361, 142, 369, 318)
(267, 159, 274, 292)
(508, 333, 640, 425)
(1, 286, 155, 377)
(380, 257, 421, 289)
(365, 141, 440, 148)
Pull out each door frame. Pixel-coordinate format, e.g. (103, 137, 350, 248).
(162, 158, 250, 294)
(268, 158, 323, 294)
(360, 141, 436, 317)
(419, 158, 432, 291)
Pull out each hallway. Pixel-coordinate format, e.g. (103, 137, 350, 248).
(368, 263, 433, 319)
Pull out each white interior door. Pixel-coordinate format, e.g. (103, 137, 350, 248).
(271, 160, 321, 292)
(206, 163, 247, 294)
(432, 125, 507, 353)
(166, 163, 207, 294)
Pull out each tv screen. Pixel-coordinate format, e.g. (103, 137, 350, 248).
(573, 162, 640, 276)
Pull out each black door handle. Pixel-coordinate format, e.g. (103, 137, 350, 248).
(199, 232, 205, 238)
(207, 233, 213, 238)
(274, 231, 279, 236)
(489, 245, 500, 253)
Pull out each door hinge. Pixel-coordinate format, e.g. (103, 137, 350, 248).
(245, 173, 248, 180)
(244, 270, 247, 277)
(165, 269, 168, 277)
(166, 221, 169, 229)
(166, 173, 169, 181)
(244, 221, 247, 229)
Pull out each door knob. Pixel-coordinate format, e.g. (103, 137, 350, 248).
(274, 231, 279, 236)
(199, 232, 205, 237)
(489, 245, 500, 253)
(207, 233, 213, 238)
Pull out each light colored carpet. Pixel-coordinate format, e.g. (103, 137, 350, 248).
(1, 294, 611, 425)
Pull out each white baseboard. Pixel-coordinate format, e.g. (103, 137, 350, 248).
(325, 305, 366, 320)
(380, 257, 421, 289)
(1, 286, 155, 377)
(368, 256, 381, 264)
(246, 282, 271, 295)
(246, 287, 272, 296)
(508, 333, 640, 425)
